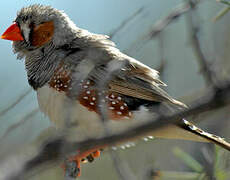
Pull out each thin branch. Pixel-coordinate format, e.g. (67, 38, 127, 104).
(125, 0, 203, 54)
(148, 3, 190, 39)
(108, 7, 144, 39)
(156, 33, 167, 76)
(0, 108, 39, 143)
(0, 88, 32, 117)
(186, 0, 215, 86)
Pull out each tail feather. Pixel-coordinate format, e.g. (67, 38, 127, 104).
(180, 119, 230, 151)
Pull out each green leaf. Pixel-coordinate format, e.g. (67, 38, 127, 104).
(173, 147, 204, 173)
(217, 0, 230, 6)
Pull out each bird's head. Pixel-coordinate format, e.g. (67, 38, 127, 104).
(1, 4, 78, 57)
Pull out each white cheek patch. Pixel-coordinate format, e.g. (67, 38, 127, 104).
(20, 23, 30, 42)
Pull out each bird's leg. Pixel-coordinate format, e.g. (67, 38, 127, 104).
(62, 148, 103, 178)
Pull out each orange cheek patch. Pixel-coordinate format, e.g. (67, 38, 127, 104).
(32, 21, 54, 47)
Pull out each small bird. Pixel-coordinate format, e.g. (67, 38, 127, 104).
(1, 4, 230, 178)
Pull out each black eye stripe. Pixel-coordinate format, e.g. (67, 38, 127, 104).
(29, 22, 34, 45)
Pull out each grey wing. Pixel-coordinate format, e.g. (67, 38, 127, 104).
(86, 52, 187, 109)
(109, 56, 187, 108)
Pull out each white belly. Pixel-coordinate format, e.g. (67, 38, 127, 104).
(36, 85, 154, 141)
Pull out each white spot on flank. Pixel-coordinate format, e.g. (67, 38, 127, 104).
(83, 85, 88, 88)
(86, 81, 90, 85)
(117, 111, 122, 115)
(90, 102, 94, 105)
(148, 136, 154, 139)
(112, 147, 117, 150)
(64, 85, 68, 88)
(117, 97, 122, 100)
(125, 144, 131, 148)
(112, 101, 116, 105)
(83, 96, 88, 100)
(105, 95, 109, 99)
(86, 91, 91, 94)
(130, 142, 135, 147)
(109, 107, 114, 110)
(111, 94, 115, 98)
(124, 103, 127, 106)
(92, 97, 96, 101)
(120, 106, 124, 110)
(120, 145, 126, 150)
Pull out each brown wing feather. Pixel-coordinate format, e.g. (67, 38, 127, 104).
(108, 58, 187, 108)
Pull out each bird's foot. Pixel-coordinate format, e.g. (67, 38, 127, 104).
(62, 149, 102, 178)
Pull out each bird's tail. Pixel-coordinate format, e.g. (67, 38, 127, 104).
(149, 118, 230, 151)
(179, 119, 230, 151)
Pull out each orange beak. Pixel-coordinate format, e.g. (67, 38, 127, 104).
(1, 23, 24, 41)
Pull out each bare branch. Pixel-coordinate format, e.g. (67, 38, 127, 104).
(125, 0, 203, 54)
(156, 33, 167, 76)
(0, 88, 32, 117)
(0, 108, 39, 143)
(108, 7, 144, 39)
(186, 0, 215, 86)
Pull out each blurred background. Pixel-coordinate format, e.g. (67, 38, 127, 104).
(0, 0, 230, 179)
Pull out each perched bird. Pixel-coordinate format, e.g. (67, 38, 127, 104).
(1, 4, 230, 178)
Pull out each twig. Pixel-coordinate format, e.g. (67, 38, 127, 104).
(156, 33, 167, 76)
(149, 3, 190, 39)
(125, 0, 202, 54)
(108, 7, 144, 39)
(0, 108, 39, 143)
(186, 0, 215, 86)
(0, 88, 32, 117)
